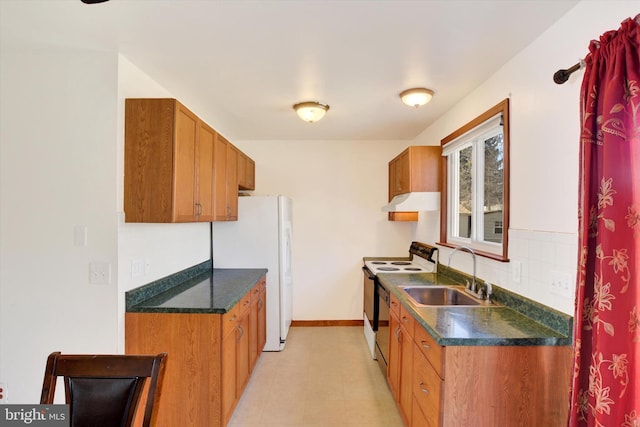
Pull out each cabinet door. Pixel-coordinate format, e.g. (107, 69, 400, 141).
(213, 135, 239, 221)
(226, 144, 239, 220)
(221, 328, 237, 426)
(196, 122, 215, 221)
(249, 287, 259, 370)
(257, 286, 266, 354)
(213, 134, 229, 221)
(246, 157, 255, 190)
(173, 102, 199, 222)
(236, 309, 251, 397)
(387, 311, 401, 399)
(399, 309, 414, 423)
(238, 151, 256, 191)
(396, 149, 411, 195)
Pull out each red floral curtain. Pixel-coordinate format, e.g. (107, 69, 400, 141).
(569, 15, 640, 427)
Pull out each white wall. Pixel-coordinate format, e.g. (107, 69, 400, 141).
(413, 1, 638, 314)
(235, 139, 413, 320)
(0, 49, 119, 402)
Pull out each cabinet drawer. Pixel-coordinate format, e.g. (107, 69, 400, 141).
(413, 325, 444, 377)
(390, 293, 401, 317)
(412, 345, 443, 426)
(412, 395, 437, 427)
(399, 304, 414, 336)
(222, 293, 251, 336)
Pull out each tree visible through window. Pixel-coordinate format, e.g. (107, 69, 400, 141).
(439, 99, 510, 261)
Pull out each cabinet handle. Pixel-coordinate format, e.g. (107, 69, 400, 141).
(258, 299, 264, 309)
(419, 381, 429, 395)
(394, 326, 401, 342)
(237, 325, 244, 341)
(230, 315, 237, 322)
(421, 340, 431, 350)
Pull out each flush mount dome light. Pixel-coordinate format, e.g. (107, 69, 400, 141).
(400, 88, 434, 108)
(293, 101, 330, 123)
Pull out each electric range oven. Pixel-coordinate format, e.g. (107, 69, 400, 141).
(362, 242, 438, 371)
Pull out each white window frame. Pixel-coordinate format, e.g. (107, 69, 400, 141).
(439, 99, 509, 261)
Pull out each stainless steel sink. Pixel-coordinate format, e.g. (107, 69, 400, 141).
(402, 286, 481, 306)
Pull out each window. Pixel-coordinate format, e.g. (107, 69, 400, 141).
(439, 99, 509, 261)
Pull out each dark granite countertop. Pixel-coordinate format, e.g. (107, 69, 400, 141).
(126, 261, 267, 314)
(377, 272, 572, 347)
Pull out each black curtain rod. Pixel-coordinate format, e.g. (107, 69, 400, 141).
(553, 59, 586, 84)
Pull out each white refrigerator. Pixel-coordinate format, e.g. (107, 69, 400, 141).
(212, 195, 293, 351)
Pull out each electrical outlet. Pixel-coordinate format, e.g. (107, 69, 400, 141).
(550, 270, 573, 298)
(0, 382, 7, 403)
(90, 262, 111, 285)
(131, 259, 144, 278)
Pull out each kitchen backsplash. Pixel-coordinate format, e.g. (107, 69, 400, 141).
(489, 228, 578, 315)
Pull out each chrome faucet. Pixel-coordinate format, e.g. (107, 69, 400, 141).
(448, 246, 479, 296)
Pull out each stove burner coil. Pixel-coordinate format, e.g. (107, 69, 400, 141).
(377, 267, 400, 271)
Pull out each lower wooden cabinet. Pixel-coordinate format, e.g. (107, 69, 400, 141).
(387, 311, 401, 399)
(125, 278, 266, 427)
(249, 278, 266, 370)
(387, 306, 572, 426)
(221, 291, 251, 424)
(398, 306, 414, 425)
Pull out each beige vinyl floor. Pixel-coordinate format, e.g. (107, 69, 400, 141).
(228, 326, 405, 427)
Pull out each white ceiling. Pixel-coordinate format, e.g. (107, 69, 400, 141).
(1, 0, 579, 140)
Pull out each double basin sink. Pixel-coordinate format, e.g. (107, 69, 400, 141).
(403, 286, 490, 307)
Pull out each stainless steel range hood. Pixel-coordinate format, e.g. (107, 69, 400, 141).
(381, 192, 440, 212)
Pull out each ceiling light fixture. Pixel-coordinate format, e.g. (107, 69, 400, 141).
(293, 101, 330, 123)
(399, 88, 434, 108)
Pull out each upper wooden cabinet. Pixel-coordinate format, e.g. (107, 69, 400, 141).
(124, 98, 255, 223)
(238, 151, 255, 191)
(196, 121, 216, 221)
(213, 134, 238, 221)
(388, 146, 441, 222)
